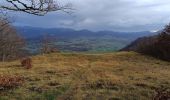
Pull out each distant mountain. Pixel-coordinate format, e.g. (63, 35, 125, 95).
(16, 26, 155, 40)
(16, 26, 156, 53)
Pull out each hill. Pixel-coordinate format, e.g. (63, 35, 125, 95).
(121, 25, 170, 61)
(16, 26, 155, 53)
(120, 36, 157, 51)
(0, 52, 170, 100)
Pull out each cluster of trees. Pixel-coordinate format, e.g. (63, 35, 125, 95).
(121, 24, 170, 61)
(136, 24, 170, 61)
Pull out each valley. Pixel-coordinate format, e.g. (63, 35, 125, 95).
(16, 26, 155, 54)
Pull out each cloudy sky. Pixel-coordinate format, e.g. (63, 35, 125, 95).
(10, 0, 170, 32)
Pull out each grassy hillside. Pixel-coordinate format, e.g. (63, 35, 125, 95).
(0, 52, 170, 100)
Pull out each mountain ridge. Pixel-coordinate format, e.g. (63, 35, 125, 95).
(15, 26, 157, 53)
(16, 26, 156, 39)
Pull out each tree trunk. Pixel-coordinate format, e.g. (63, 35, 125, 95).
(2, 54, 6, 62)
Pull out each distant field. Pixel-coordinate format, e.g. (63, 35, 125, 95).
(0, 52, 170, 100)
(26, 36, 131, 54)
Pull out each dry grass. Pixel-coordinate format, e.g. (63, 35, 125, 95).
(0, 52, 170, 100)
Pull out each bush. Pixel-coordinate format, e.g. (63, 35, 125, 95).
(21, 57, 32, 69)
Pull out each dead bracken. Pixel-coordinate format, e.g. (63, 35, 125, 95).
(0, 75, 24, 90)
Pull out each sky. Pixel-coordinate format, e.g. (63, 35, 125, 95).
(8, 0, 170, 32)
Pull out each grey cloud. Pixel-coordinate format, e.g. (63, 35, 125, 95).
(12, 0, 170, 31)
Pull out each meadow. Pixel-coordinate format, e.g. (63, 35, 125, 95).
(0, 52, 170, 100)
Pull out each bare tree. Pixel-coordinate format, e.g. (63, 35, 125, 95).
(40, 34, 58, 54)
(0, 11, 11, 31)
(0, 0, 72, 16)
(0, 17, 24, 62)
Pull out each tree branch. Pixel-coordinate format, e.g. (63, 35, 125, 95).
(0, 0, 72, 16)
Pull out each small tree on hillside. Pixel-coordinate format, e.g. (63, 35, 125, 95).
(40, 34, 58, 54)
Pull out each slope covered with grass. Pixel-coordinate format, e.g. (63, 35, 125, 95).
(0, 52, 170, 100)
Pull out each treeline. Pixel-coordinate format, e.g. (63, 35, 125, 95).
(122, 24, 170, 61)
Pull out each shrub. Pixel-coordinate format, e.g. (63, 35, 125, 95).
(21, 57, 32, 69)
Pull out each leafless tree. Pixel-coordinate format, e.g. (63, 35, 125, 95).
(0, 11, 11, 31)
(0, 16, 24, 62)
(40, 34, 58, 54)
(0, 0, 72, 16)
